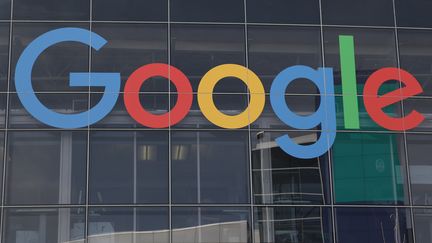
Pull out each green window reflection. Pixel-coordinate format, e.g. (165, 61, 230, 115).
(332, 132, 407, 204)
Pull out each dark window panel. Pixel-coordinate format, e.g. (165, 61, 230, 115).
(248, 26, 322, 94)
(254, 207, 333, 243)
(321, 0, 394, 26)
(171, 24, 246, 93)
(5, 131, 87, 205)
(399, 30, 432, 97)
(251, 131, 330, 205)
(91, 93, 169, 128)
(89, 131, 169, 204)
(13, 0, 89, 20)
(11, 23, 90, 92)
(3, 208, 85, 243)
(93, 0, 167, 21)
(395, 0, 432, 27)
(91, 23, 168, 92)
(170, 0, 244, 22)
(9, 93, 89, 129)
(332, 132, 409, 205)
(171, 131, 250, 204)
(88, 207, 169, 242)
(414, 208, 432, 243)
(172, 207, 251, 243)
(0, 0, 10, 19)
(323, 28, 398, 95)
(335, 208, 413, 243)
(247, 0, 320, 24)
(0, 24, 9, 91)
(406, 134, 432, 205)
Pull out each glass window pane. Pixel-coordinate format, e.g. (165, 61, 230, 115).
(91, 23, 168, 92)
(335, 207, 413, 243)
(4, 208, 86, 243)
(254, 207, 333, 243)
(170, 0, 244, 22)
(248, 26, 321, 94)
(247, 0, 320, 24)
(251, 131, 330, 205)
(323, 28, 398, 96)
(88, 207, 169, 243)
(6, 131, 87, 205)
(11, 23, 89, 92)
(93, 0, 167, 21)
(172, 207, 251, 243)
(9, 93, 89, 128)
(171, 24, 246, 93)
(395, 0, 432, 27)
(172, 131, 250, 204)
(321, 0, 394, 26)
(414, 208, 432, 243)
(0, 0, 10, 19)
(332, 132, 409, 205)
(399, 30, 432, 97)
(13, 0, 89, 20)
(0, 23, 9, 91)
(406, 134, 432, 205)
(89, 131, 169, 204)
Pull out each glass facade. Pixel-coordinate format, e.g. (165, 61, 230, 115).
(0, 0, 431, 242)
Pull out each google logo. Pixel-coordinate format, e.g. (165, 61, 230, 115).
(14, 28, 425, 159)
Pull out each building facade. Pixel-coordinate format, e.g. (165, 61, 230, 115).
(0, 0, 432, 242)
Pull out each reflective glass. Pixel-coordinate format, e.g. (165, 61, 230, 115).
(0, 24, 9, 91)
(3, 208, 85, 243)
(335, 207, 413, 243)
(406, 134, 432, 205)
(0, 0, 10, 19)
(89, 131, 169, 204)
(395, 0, 432, 27)
(14, 0, 89, 20)
(171, 24, 246, 92)
(93, 0, 167, 21)
(88, 207, 169, 243)
(248, 26, 321, 94)
(254, 207, 332, 243)
(246, 0, 320, 24)
(172, 207, 251, 243)
(399, 30, 432, 97)
(8, 93, 89, 128)
(11, 23, 89, 92)
(5, 131, 87, 205)
(332, 132, 409, 205)
(321, 0, 394, 26)
(251, 131, 330, 205)
(91, 23, 168, 92)
(413, 208, 432, 243)
(170, 0, 244, 22)
(323, 28, 398, 95)
(171, 131, 250, 204)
